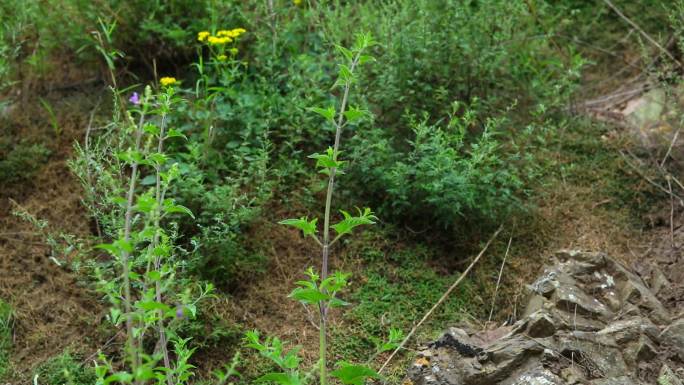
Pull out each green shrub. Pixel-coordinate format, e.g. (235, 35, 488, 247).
(348, 103, 523, 229)
(0, 140, 50, 185)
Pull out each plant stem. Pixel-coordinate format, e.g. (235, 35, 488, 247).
(319, 316, 327, 385)
(318, 51, 361, 385)
(122, 108, 146, 374)
(152, 113, 173, 384)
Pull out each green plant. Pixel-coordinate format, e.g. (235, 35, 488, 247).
(0, 141, 50, 185)
(349, 102, 524, 229)
(245, 32, 400, 385)
(35, 352, 97, 385)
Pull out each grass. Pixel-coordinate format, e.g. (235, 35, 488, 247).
(329, 243, 475, 380)
(34, 352, 96, 385)
(0, 299, 11, 380)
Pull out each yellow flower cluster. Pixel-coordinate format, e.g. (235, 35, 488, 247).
(208, 35, 232, 45)
(160, 77, 177, 87)
(197, 28, 247, 45)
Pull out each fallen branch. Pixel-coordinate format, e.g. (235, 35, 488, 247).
(378, 224, 504, 373)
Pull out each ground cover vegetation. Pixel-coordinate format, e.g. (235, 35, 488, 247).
(0, 0, 681, 384)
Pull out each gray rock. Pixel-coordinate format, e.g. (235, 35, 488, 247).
(660, 318, 684, 361)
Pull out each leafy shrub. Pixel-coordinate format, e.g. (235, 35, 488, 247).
(0, 140, 50, 185)
(348, 103, 523, 229)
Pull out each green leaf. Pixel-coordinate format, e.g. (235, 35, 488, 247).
(338, 64, 354, 84)
(166, 128, 187, 140)
(309, 106, 336, 122)
(256, 373, 302, 385)
(343, 107, 371, 123)
(308, 147, 344, 173)
(163, 200, 195, 218)
(143, 123, 160, 136)
(335, 44, 353, 61)
(148, 152, 167, 165)
(288, 287, 329, 304)
(278, 217, 318, 237)
(331, 208, 377, 237)
(330, 363, 380, 385)
(135, 300, 172, 313)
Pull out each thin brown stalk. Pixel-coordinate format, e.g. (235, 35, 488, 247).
(487, 235, 513, 325)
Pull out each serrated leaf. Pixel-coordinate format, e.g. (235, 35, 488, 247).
(331, 208, 377, 237)
(278, 217, 318, 237)
(164, 202, 195, 218)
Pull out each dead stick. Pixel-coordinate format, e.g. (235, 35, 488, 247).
(668, 176, 675, 249)
(660, 128, 680, 168)
(602, 0, 682, 67)
(378, 224, 504, 373)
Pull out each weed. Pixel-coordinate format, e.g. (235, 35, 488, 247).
(35, 352, 97, 385)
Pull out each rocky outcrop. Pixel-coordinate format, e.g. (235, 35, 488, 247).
(407, 250, 684, 385)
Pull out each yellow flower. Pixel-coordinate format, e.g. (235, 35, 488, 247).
(217, 54, 228, 61)
(197, 31, 210, 42)
(294, 0, 302, 5)
(217, 30, 232, 37)
(160, 77, 177, 87)
(229, 48, 239, 55)
(232, 28, 247, 35)
(208, 35, 232, 45)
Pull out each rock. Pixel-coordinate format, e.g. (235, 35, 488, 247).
(588, 377, 639, 385)
(407, 250, 673, 385)
(660, 318, 684, 361)
(596, 317, 659, 344)
(525, 311, 555, 338)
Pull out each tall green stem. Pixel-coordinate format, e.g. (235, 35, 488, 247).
(122, 107, 147, 376)
(319, 51, 360, 385)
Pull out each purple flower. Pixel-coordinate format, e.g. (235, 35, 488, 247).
(175, 306, 185, 319)
(129, 92, 140, 105)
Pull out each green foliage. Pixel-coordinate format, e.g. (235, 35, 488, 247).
(349, 103, 523, 229)
(0, 140, 50, 185)
(35, 352, 97, 385)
